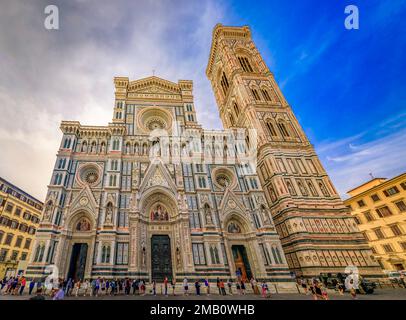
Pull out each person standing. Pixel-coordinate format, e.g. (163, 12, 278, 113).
(216, 277, 221, 295)
(250, 277, 259, 295)
(195, 280, 201, 296)
(261, 281, 268, 298)
(204, 278, 210, 295)
(171, 278, 176, 296)
(82, 279, 89, 297)
(74, 280, 81, 297)
(28, 279, 36, 295)
(183, 278, 189, 296)
(240, 279, 246, 295)
(164, 277, 169, 296)
(152, 280, 157, 296)
(53, 285, 65, 300)
(19, 276, 26, 295)
(227, 279, 233, 295)
(219, 279, 226, 295)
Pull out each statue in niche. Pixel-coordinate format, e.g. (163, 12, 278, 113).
(176, 247, 181, 268)
(105, 202, 113, 224)
(76, 218, 91, 231)
(44, 200, 53, 221)
(142, 247, 146, 267)
(150, 204, 169, 221)
(203, 204, 213, 225)
(228, 222, 241, 233)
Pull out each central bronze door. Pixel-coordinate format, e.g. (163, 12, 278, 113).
(67, 243, 88, 281)
(151, 235, 172, 281)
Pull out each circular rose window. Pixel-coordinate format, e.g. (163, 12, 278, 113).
(79, 164, 101, 186)
(212, 167, 237, 189)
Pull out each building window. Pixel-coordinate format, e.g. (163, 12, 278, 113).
(5, 203, 13, 213)
(20, 252, 27, 261)
(278, 122, 290, 137)
(189, 212, 201, 229)
(11, 251, 18, 261)
(261, 89, 271, 102)
(14, 207, 22, 217)
(271, 246, 283, 264)
(220, 72, 229, 95)
(371, 247, 377, 254)
(399, 242, 406, 250)
(400, 182, 406, 190)
(390, 224, 403, 236)
(395, 200, 406, 212)
(364, 211, 374, 222)
(116, 243, 129, 265)
(357, 200, 366, 208)
(376, 206, 392, 217)
(251, 88, 260, 101)
(249, 178, 258, 190)
(101, 245, 111, 263)
(24, 238, 31, 250)
(266, 121, 277, 136)
(4, 233, 13, 245)
(383, 186, 400, 197)
(197, 176, 207, 189)
(238, 56, 253, 72)
(15, 236, 23, 248)
(0, 249, 8, 262)
(371, 194, 380, 202)
(192, 243, 206, 265)
(259, 243, 271, 265)
(382, 244, 394, 253)
(374, 228, 385, 239)
(354, 216, 361, 225)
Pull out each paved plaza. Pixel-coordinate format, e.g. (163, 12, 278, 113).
(1, 288, 406, 300)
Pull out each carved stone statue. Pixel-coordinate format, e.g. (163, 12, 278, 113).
(204, 205, 213, 225)
(176, 247, 181, 268)
(44, 201, 53, 221)
(105, 203, 113, 224)
(142, 247, 146, 267)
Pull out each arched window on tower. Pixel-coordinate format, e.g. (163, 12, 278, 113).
(278, 122, 290, 137)
(220, 72, 230, 95)
(237, 56, 254, 72)
(229, 114, 235, 126)
(266, 121, 277, 137)
(261, 88, 272, 102)
(251, 88, 260, 101)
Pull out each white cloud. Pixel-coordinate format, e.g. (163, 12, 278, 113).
(316, 117, 406, 199)
(0, 0, 227, 200)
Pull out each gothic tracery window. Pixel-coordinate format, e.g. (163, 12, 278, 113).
(220, 72, 230, 95)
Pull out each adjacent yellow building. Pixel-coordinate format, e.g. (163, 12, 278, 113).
(345, 173, 406, 271)
(0, 177, 43, 278)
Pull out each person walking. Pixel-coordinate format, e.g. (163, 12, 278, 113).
(152, 280, 157, 296)
(204, 278, 210, 295)
(74, 279, 81, 297)
(195, 280, 201, 296)
(216, 277, 221, 295)
(19, 276, 26, 295)
(164, 277, 169, 296)
(219, 279, 226, 295)
(240, 279, 246, 295)
(171, 278, 176, 296)
(140, 279, 146, 296)
(82, 279, 89, 297)
(183, 278, 189, 296)
(28, 279, 36, 295)
(94, 277, 100, 297)
(53, 284, 65, 300)
(236, 280, 241, 295)
(250, 277, 259, 295)
(227, 279, 233, 295)
(261, 281, 269, 298)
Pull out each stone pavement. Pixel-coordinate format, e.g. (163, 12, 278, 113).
(1, 288, 406, 300)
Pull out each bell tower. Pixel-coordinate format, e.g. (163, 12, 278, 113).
(206, 24, 381, 277)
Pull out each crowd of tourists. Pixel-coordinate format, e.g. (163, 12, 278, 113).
(0, 274, 271, 299)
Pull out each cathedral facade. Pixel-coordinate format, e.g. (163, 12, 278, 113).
(27, 24, 381, 283)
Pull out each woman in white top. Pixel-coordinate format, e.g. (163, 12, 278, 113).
(183, 278, 188, 296)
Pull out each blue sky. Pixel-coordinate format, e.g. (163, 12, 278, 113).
(0, 0, 405, 200)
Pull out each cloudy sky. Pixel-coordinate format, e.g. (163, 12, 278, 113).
(0, 0, 405, 201)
